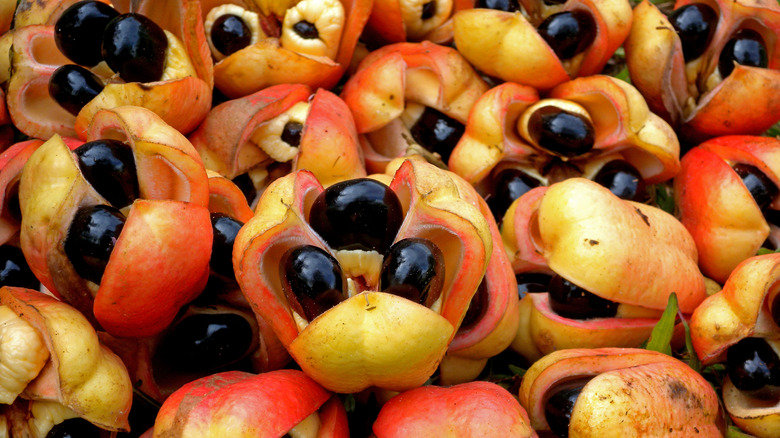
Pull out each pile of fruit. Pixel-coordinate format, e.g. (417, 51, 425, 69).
(0, 0, 779, 436)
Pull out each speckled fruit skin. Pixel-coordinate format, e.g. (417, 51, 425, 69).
(234, 159, 491, 393)
(504, 178, 707, 362)
(691, 253, 780, 438)
(626, 0, 780, 142)
(519, 348, 724, 437)
(373, 381, 537, 438)
(674, 135, 780, 284)
(452, 0, 632, 91)
(19, 106, 212, 338)
(0, 286, 133, 435)
(152, 369, 348, 438)
(448, 75, 680, 192)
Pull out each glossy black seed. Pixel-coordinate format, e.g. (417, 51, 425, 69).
(516, 272, 553, 299)
(49, 64, 104, 116)
(55, 0, 120, 66)
(593, 160, 647, 202)
(211, 14, 252, 56)
(210, 213, 243, 279)
(727, 337, 780, 399)
(719, 29, 768, 78)
(669, 3, 718, 62)
(538, 10, 596, 60)
(409, 107, 465, 163)
(64, 204, 126, 284)
(102, 13, 168, 83)
(486, 168, 541, 221)
(74, 139, 139, 208)
(548, 274, 618, 319)
(309, 178, 403, 253)
(421, 1, 437, 19)
(0, 245, 38, 289)
(545, 383, 585, 438)
(542, 0, 568, 4)
(528, 106, 595, 158)
(46, 418, 101, 438)
(232, 173, 257, 205)
(380, 238, 445, 307)
(280, 245, 345, 321)
(293, 20, 319, 39)
(733, 163, 778, 211)
(158, 313, 253, 373)
(282, 121, 304, 147)
(476, 0, 520, 10)
(460, 279, 488, 330)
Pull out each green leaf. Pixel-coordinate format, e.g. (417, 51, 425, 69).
(343, 394, 356, 412)
(652, 183, 676, 215)
(508, 364, 527, 378)
(764, 121, 780, 138)
(645, 293, 678, 356)
(677, 308, 701, 373)
(726, 425, 756, 438)
(757, 247, 780, 255)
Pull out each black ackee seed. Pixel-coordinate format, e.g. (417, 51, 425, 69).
(49, 64, 105, 116)
(380, 238, 445, 307)
(538, 10, 596, 60)
(733, 163, 778, 211)
(74, 139, 139, 209)
(280, 245, 345, 321)
(669, 3, 718, 62)
(727, 337, 780, 399)
(64, 204, 126, 284)
(476, 0, 520, 11)
(211, 14, 252, 56)
(293, 20, 319, 39)
(231, 173, 257, 205)
(0, 245, 38, 289)
(460, 279, 488, 330)
(281, 121, 304, 147)
(45, 417, 101, 438)
(55, 0, 120, 66)
(548, 274, 618, 319)
(593, 160, 647, 202)
(516, 272, 553, 299)
(421, 1, 437, 20)
(102, 13, 169, 83)
(210, 213, 243, 279)
(157, 312, 253, 373)
(719, 29, 768, 78)
(486, 168, 541, 221)
(528, 106, 595, 158)
(309, 178, 404, 253)
(409, 106, 465, 163)
(545, 382, 586, 438)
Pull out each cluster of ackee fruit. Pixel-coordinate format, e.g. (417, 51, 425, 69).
(0, 0, 778, 436)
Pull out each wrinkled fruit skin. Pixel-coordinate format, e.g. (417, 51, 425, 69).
(519, 348, 724, 436)
(691, 253, 780, 437)
(19, 106, 212, 338)
(504, 178, 706, 362)
(234, 159, 491, 393)
(625, 0, 780, 142)
(674, 135, 780, 284)
(373, 381, 537, 437)
(153, 369, 348, 437)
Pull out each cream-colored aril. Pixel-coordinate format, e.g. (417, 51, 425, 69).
(251, 101, 311, 163)
(287, 411, 321, 438)
(399, 0, 452, 40)
(280, 0, 344, 59)
(0, 304, 49, 404)
(28, 401, 80, 438)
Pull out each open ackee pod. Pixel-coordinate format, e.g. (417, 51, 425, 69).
(452, 0, 632, 91)
(503, 178, 707, 362)
(373, 381, 537, 437)
(0, 286, 132, 437)
(691, 253, 780, 437)
(340, 41, 489, 174)
(189, 83, 365, 204)
(519, 348, 724, 436)
(204, 0, 371, 99)
(675, 135, 780, 284)
(7, 0, 212, 140)
(626, 0, 780, 142)
(362, 0, 473, 45)
(449, 76, 680, 213)
(19, 106, 212, 338)
(234, 159, 491, 393)
(152, 369, 349, 438)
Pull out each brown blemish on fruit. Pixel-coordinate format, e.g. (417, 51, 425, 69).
(634, 207, 650, 226)
(587, 239, 599, 245)
(666, 378, 703, 411)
